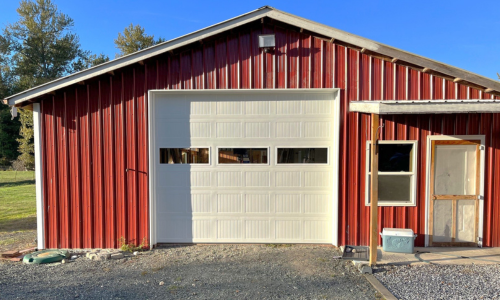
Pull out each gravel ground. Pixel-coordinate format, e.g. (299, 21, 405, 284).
(374, 264, 500, 300)
(0, 244, 378, 299)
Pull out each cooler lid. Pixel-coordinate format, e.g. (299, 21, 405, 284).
(382, 228, 414, 237)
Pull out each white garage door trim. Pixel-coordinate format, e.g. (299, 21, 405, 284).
(148, 89, 340, 248)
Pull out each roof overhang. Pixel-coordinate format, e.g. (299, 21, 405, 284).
(349, 100, 500, 114)
(5, 6, 500, 106)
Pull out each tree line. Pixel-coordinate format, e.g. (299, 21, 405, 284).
(0, 0, 163, 169)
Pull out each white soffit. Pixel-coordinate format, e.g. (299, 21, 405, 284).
(349, 100, 500, 114)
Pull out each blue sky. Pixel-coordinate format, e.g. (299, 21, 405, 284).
(1, 0, 499, 80)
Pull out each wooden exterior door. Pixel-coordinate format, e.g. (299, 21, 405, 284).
(429, 140, 481, 247)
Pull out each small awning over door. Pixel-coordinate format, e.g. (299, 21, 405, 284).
(349, 100, 500, 115)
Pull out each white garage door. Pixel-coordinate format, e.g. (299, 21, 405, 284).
(149, 89, 339, 244)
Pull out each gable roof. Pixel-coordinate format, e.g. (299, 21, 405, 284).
(5, 6, 500, 106)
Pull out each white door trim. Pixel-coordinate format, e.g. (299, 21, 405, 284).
(425, 135, 485, 247)
(148, 89, 340, 248)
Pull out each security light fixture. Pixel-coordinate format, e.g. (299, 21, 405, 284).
(258, 34, 275, 53)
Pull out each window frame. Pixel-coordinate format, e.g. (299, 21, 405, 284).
(275, 146, 330, 166)
(159, 147, 211, 165)
(216, 146, 270, 166)
(365, 140, 418, 207)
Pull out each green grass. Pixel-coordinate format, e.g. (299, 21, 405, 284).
(0, 171, 36, 232)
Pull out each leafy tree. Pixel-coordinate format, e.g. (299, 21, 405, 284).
(114, 23, 164, 57)
(0, 72, 21, 166)
(1, 0, 104, 168)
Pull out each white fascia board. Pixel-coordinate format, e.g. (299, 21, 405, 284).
(350, 100, 500, 114)
(6, 7, 273, 106)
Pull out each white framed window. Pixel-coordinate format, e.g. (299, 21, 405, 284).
(217, 147, 269, 165)
(276, 147, 329, 165)
(159, 148, 210, 165)
(365, 140, 417, 206)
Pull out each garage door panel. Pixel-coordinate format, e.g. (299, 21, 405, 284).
(245, 101, 270, 115)
(216, 101, 242, 115)
(275, 171, 301, 187)
(275, 194, 301, 213)
(217, 171, 242, 187)
(276, 122, 301, 138)
(245, 171, 270, 187)
(304, 220, 331, 240)
(245, 194, 271, 213)
(155, 99, 190, 116)
(275, 220, 301, 240)
(157, 217, 192, 240)
(217, 194, 242, 213)
(153, 90, 337, 244)
(244, 122, 270, 138)
(157, 168, 190, 187)
(303, 100, 332, 114)
(216, 122, 242, 138)
(304, 194, 331, 214)
(304, 171, 331, 187)
(245, 220, 271, 239)
(217, 220, 242, 239)
(303, 121, 331, 138)
(191, 193, 212, 213)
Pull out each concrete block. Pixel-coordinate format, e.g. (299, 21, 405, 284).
(111, 253, 124, 260)
(352, 260, 373, 274)
(99, 253, 111, 260)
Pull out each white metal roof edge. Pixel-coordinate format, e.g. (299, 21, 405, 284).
(349, 100, 500, 114)
(5, 6, 273, 105)
(6, 6, 500, 106)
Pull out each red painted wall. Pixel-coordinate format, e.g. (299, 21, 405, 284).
(38, 21, 500, 248)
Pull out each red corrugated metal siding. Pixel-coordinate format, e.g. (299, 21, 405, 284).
(38, 22, 500, 248)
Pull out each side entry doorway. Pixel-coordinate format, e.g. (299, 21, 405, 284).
(429, 139, 481, 246)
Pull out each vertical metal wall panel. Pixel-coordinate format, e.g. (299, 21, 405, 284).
(347, 48, 359, 244)
(215, 39, 227, 89)
(101, 78, 115, 248)
(323, 41, 333, 89)
(334, 44, 347, 245)
(38, 24, 500, 248)
(492, 114, 500, 246)
(112, 74, 126, 246)
(239, 32, 251, 89)
(263, 25, 274, 89)
(66, 90, 82, 248)
(287, 31, 299, 89)
(299, 34, 310, 88)
(192, 49, 203, 89)
(136, 67, 149, 247)
(124, 68, 138, 246)
(359, 54, 370, 101)
(275, 27, 287, 89)
(227, 35, 239, 89)
(251, 28, 262, 89)
(169, 56, 180, 90)
(204, 44, 216, 89)
(312, 37, 322, 88)
(181, 51, 192, 89)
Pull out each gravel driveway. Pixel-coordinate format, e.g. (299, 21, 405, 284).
(0, 244, 378, 299)
(374, 264, 500, 300)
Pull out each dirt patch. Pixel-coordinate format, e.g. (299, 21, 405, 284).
(0, 229, 36, 252)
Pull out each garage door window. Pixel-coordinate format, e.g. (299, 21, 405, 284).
(160, 148, 209, 164)
(277, 148, 328, 164)
(218, 148, 268, 164)
(365, 141, 417, 206)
